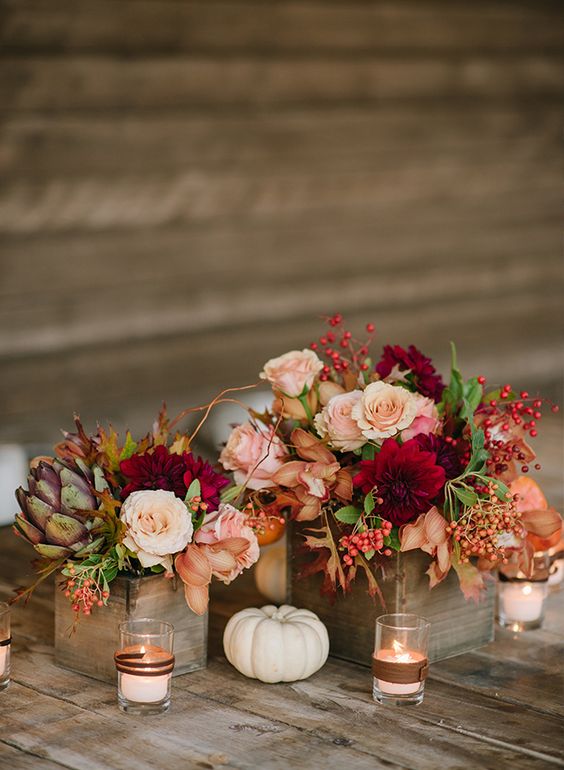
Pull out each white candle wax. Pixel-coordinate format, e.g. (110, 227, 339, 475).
(120, 672, 170, 703)
(501, 583, 544, 622)
(0, 645, 7, 677)
(375, 642, 425, 695)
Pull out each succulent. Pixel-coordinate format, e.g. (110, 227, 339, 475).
(14, 460, 103, 560)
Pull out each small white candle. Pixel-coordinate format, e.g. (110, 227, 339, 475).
(501, 583, 544, 622)
(120, 671, 169, 703)
(376, 640, 425, 695)
(116, 644, 171, 704)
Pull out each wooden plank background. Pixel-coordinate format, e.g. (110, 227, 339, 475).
(0, 0, 562, 445)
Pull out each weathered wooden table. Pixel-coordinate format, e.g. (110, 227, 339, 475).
(1, 530, 563, 770)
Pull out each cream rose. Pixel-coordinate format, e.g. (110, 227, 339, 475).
(401, 394, 441, 441)
(314, 390, 365, 451)
(121, 490, 193, 571)
(220, 423, 288, 490)
(260, 349, 323, 397)
(352, 381, 417, 442)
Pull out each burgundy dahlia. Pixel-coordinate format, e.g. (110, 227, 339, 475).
(353, 438, 446, 526)
(375, 344, 445, 402)
(182, 453, 229, 512)
(120, 446, 229, 510)
(414, 433, 463, 481)
(120, 444, 187, 499)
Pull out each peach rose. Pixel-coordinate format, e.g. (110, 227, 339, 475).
(121, 490, 193, 571)
(401, 394, 441, 441)
(260, 349, 323, 397)
(195, 503, 260, 583)
(220, 423, 288, 490)
(352, 381, 417, 442)
(314, 390, 365, 451)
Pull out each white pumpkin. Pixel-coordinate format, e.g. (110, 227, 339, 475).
(223, 604, 329, 683)
(254, 542, 287, 604)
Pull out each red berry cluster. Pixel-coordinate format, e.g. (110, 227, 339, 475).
(310, 314, 375, 381)
(448, 483, 521, 564)
(339, 520, 393, 566)
(63, 566, 109, 616)
(478, 377, 559, 475)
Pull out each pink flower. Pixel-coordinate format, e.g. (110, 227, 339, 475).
(314, 390, 365, 451)
(352, 381, 417, 443)
(176, 503, 260, 615)
(195, 503, 259, 582)
(260, 349, 324, 397)
(220, 423, 288, 490)
(401, 394, 441, 441)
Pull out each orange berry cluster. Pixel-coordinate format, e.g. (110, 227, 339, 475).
(339, 520, 393, 566)
(63, 565, 109, 616)
(448, 484, 522, 564)
(243, 502, 284, 536)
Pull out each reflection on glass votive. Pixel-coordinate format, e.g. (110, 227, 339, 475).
(0, 602, 11, 691)
(497, 576, 548, 631)
(372, 613, 430, 707)
(115, 618, 174, 715)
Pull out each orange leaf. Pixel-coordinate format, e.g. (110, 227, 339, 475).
(400, 514, 427, 551)
(292, 428, 336, 464)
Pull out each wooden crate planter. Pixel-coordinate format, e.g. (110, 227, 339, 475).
(289, 527, 494, 664)
(55, 573, 207, 683)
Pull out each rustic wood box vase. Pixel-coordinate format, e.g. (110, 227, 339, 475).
(289, 527, 494, 664)
(55, 573, 207, 683)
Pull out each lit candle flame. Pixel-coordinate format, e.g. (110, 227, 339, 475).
(392, 639, 414, 663)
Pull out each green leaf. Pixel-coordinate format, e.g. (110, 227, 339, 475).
(364, 549, 375, 560)
(221, 484, 242, 503)
(150, 564, 165, 574)
(384, 528, 401, 551)
(334, 506, 362, 524)
(101, 562, 118, 584)
(454, 486, 478, 507)
(119, 431, 138, 461)
(460, 378, 482, 423)
(361, 444, 376, 461)
(364, 492, 375, 515)
(185, 478, 201, 504)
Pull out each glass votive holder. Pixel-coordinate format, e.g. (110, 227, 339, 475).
(372, 613, 430, 706)
(115, 618, 174, 715)
(497, 575, 549, 631)
(0, 602, 11, 691)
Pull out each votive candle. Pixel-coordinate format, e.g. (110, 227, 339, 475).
(115, 619, 174, 715)
(0, 602, 10, 690)
(498, 578, 548, 631)
(372, 614, 430, 706)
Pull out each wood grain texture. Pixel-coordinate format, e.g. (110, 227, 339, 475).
(1, 526, 563, 770)
(0, 0, 562, 450)
(2, 0, 563, 55)
(54, 573, 207, 682)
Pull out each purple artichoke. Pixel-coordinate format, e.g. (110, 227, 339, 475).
(14, 460, 101, 560)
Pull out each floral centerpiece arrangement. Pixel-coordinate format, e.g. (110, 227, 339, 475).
(13, 406, 259, 619)
(220, 315, 562, 602)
